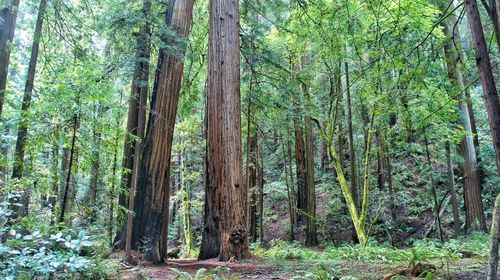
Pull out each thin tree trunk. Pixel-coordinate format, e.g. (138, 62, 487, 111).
(49, 141, 59, 217)
(10, 0, 46, 217)
(304, 116, 317, 246)
(465, 0, 500, 177)
(480, 0, 500, 52)
(247, 133, 257, 242)
(294, 118, 307, 223)
(88, 104, 103, 216)
(59, 115, 78, 223)
(128, 0, 194, 263)
(424, 135, 444, 241)
(257, 138, 264, 244)
(205, 0, 247, 260)
(446, 142, 461, 236)
(12, 0, 45, 179)
(180, 142, 194, 255)
(345, 62, 357, 208)
(109, 129, 119, 245)
(0, 0, 21, 118)
(488, 194, 500, 280)
(281, 133, 295, 241)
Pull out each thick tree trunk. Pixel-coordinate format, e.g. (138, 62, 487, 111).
(128, 0, 194, 263)
(205, 0, 248, 260)
(118, 0, 152, 218)
(465, 0, 500, 177)
(199, 86, 220, 259)
(442, 18, 485, 233)
(0, 0, 20, 118)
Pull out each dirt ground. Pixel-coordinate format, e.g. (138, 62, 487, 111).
(118, 257, 491, 279)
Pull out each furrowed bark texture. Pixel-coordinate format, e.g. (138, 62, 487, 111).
(465, 0, 500, 177)
(129, 0, 194, 263)
(205, 0, 248, 261)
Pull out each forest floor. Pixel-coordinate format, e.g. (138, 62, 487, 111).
(117, 255, 490, 279)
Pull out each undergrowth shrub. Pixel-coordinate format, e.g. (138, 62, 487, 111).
(254, 234, 489, 264)
(0, 198, 116, 279)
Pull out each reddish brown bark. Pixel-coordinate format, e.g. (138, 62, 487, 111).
(442, 15, 483, 234)
(119, 0, 152, 215)
(204, 0, 248, 261)
(465, 0, 500, 177)
(128, 0, 194, 263)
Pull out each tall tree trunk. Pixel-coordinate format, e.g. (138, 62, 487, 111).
(465, 0, 500, 177)
(488, 194, 500, 280)
(12, 0, 45, 179)
(180, 143, 194, 255)
(199, 85, 220, 259)
(118, 0, 152, 221)
(442, 17, 485, 233)
(128, 0, 194, 263)
(205, 0, 247, 261)
(304, 117, 317, 246)
(0, 0, 20, 118)
(59, 115, 79, 223)
(345, 62, 357, 208)
(301, 54, 317, 246)
(424, 135, 444, 241)
(480, 0, 500, 52)
(294, 118, 307, 223)
(109, 126, 119, 245)
(0, 144, 8, 187)
(257, 138, 264, 243)
(88, 104, 103, 216)
(10, 0, 46, 217)
(281, 133, 295, 241)
(49, 141, 59, 216)
(247, 132, 257, 242)
(445, 142, 461, 236)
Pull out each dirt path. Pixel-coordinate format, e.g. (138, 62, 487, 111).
(118, 257, 489, 279)
(120, 258, 286, 279)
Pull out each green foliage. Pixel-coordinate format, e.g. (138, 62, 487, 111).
(290, 264, 341, 280)
(254, 235, 489, 264)
(0, 201, 114, 279)
(171, 266, 238, 280)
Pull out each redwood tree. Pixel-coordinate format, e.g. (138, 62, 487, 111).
(118, 0, 152, 221)
(203, 0, 248, 261)
(464, 0, 500, 178)
(127, 0, 194, 263)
